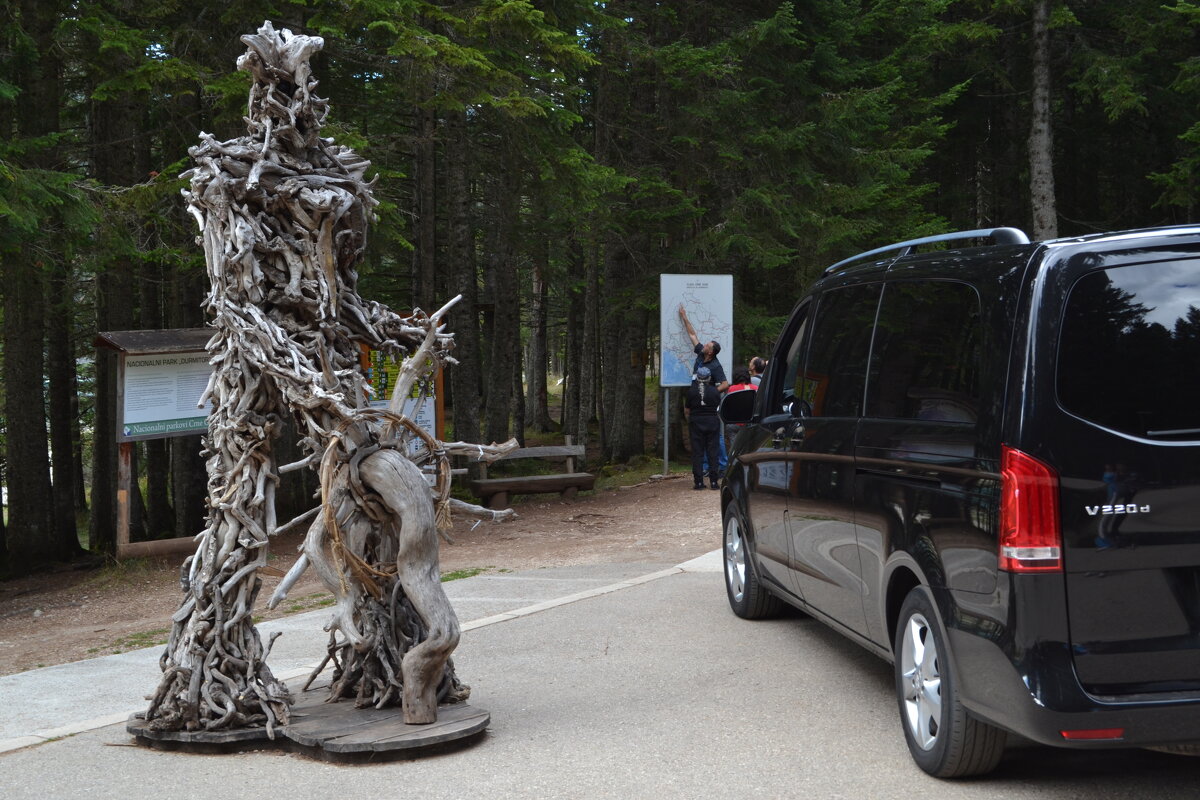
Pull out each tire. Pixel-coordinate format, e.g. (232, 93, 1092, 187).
(723, 503, 783, 619)
(894, 586, 1006, 777)
(1145, 743, 1200, 756)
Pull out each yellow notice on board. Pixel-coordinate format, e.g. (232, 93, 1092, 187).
(364, 351, 439, 456)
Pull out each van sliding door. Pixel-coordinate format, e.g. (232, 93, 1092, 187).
(855, 280, 994, 647)
(786, 283, 880, 635)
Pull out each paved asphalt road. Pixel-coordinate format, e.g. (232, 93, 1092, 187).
(1, 552, 1199, 798)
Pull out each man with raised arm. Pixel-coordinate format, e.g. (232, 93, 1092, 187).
(678, 304, 729, 392)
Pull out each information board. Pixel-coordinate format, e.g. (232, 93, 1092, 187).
(660, 274, 734, 387)
(120, 352, 213, 440)
(117, 343, 439, 449)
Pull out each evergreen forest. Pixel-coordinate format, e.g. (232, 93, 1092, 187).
(3, 0, 1200, 576)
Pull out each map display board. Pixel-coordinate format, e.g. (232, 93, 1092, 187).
(120, 352, 213, 440)
(660, 274, 734, 387)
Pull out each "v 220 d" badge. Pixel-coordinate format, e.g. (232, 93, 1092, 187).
(1086, 503, 1150, 516)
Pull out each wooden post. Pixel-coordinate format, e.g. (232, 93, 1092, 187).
(115, 441, 196, 559)
(436, 367, 446, 442)
(116, 441, 132, 554)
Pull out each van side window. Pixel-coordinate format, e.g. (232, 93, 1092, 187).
(866, 281, 982, 422)
(776, 302, 811, 415)
(803, 284, 882, 417)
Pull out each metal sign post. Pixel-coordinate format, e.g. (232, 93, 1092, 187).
(663, 388, 670, 475)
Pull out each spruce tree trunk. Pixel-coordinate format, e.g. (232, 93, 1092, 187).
(4, 244, 54, 569)
(72, 386, 87, 514)
(47, 266, 84, 558)
(599, 243, 621, 457)
(575, 239, 601, 466)
(0, 76, 6, 571)
(511, 335, 526, 446)
(415, 103, 438, 310)
(0, 461, 7, 572)
(88, 38, 141, 553)
(1029, 0, 1058, 240)
(163, 83, 209, 541)
(447, 111, 482, 448)
(601, 244, 648, 463)
(5, 0, 60, 570)
(562, 251, 584, 436)
(141, 249, 173, 538)
(485, 146, 521, 445)
(526, 229, 554, 432)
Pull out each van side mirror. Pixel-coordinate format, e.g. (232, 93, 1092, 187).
(718, 388, 756, 424)
(786, 397, 812, 418)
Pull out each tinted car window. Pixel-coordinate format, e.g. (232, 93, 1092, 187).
(1058, 258, 1200, 439)
(865, 281, 983, 423)
(804, 284, 881, 417)
(775, 302, 811, 415)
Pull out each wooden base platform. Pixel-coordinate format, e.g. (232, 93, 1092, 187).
(127, 690, 490, 762)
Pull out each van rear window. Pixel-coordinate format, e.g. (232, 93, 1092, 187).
(1058, 260, 1200, 439)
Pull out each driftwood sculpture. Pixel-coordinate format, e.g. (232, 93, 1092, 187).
(141, 21, 515, 735)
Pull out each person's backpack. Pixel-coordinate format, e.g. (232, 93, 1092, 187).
(689, 378, 720, 410)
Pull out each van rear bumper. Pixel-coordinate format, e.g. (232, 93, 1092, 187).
(947, 624, 1200, 748)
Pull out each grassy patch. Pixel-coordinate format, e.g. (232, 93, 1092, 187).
(285, 592, 335, 614)
(593, 454, 667, 491)
(441, 567, 491, 582)
(89, 627, 171, 655)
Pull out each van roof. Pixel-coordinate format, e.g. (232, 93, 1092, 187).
(824, 224, 1200, 278)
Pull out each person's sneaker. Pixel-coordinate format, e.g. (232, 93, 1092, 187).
(710, 479, 719, 490)
(694, 481, 705, 490)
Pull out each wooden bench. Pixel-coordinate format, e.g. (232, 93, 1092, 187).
(468, 436, 595, 509)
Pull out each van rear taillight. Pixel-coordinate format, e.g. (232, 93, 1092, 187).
(999, 445, 1062, 573)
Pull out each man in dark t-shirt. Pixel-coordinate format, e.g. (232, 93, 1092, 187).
(678, 304, 729, 392)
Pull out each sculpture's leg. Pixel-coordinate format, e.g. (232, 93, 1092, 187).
(394, 556, 460, 723)
(358, 448, 461, 723)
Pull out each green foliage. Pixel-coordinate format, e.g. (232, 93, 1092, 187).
(7, 0, 1200, 577)
(0, 161, 91, 244)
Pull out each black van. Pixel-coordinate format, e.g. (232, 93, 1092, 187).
(718, 225, 1200, 777)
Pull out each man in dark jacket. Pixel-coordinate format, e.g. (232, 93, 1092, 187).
(686, 366, 722, 490)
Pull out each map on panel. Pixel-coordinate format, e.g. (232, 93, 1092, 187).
(660, 274, 734, 387)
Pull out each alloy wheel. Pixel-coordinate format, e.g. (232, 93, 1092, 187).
(725, 514, 746, 603)
(899, 611, 943, 751)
